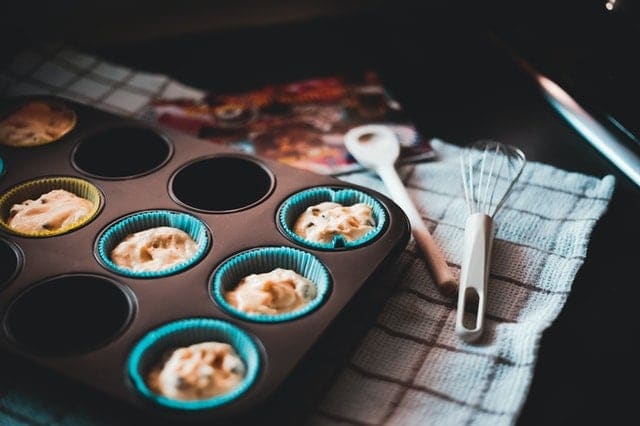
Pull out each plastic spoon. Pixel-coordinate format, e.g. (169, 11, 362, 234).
(344, 124, 457, 295)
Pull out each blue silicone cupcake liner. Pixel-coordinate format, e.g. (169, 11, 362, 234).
(212, 246, 331, 323)
(127, 318, 260, 411)
(278, 186, 387, 250)
(96, 210, 210, 278)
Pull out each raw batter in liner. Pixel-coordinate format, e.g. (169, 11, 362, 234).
(147, 341, 245, 401)
(7, 189, 94, 233)
(225, 268, 317, 315)
(110, 226, 198, 272)
(293, 201, 375, 243)
(0, 100, 76, 147)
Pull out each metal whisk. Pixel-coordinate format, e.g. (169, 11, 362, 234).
(455, 140, 526, 342)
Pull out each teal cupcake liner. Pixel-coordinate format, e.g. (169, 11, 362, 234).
(127, 318, 260, 411)
(212, 246, 331, 323)
(96, 210, 210, 278)
(0, 156, 5, 178)
(278, 186, 387, 250)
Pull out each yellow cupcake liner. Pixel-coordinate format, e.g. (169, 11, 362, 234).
(0, 176, 103, 237)
(0, 99, 77, 148)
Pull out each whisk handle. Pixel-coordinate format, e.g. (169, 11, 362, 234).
(456, 213, 495, 342)
(376, 165, 457, 295)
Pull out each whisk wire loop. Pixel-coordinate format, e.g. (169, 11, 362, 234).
(483, 144, 501, 215)
(461, 141, 526, 217)
(460, 150, 473, 216)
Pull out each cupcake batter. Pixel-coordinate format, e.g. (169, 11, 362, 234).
(7, 189, 94, 233)
(0, 100, 76, 147)
(225, 268, 316, 315)
(147, 341, 245, 401)
(110, 226, 197, 272)
(293, 201, 375, 243)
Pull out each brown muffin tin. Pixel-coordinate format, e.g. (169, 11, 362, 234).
(0, 94, 410, 423)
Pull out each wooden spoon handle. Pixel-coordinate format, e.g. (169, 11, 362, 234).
(377, 165, 457, 295)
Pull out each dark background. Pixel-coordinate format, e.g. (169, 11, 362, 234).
(1, 1, 640, 424)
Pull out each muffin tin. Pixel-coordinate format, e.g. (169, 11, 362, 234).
(0, 95, 410, 423)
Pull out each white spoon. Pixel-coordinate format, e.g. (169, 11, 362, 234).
(344, 124, 457, 295)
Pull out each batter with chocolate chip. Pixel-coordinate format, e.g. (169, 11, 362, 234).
(0, 100, 76, 147)
(110, 226, 198, 273)
(147, 341, 246, 401)
(293, 201, 375, 243)
(7, 189, 94, 233)
(225, 268, 317, 315)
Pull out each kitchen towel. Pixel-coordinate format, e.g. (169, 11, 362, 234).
(0, 44, 615, 426)
(306, 140, 614, 425)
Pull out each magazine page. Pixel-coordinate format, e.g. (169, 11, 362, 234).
(148, 70, 435, 175)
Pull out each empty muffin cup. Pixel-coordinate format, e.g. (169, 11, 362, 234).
(127, 318, 261, 411)
(72, 126, 172, 179)
(170, 155, 274, 213)
(212, 246, 331, 323)
(278, 186, 387, 250)
(0, 237, 22, 289)
(96, 210, 210, 278)
(3, 274, 135, 356)
(0, 176, 103, 237)
(0, 99, 77, 148)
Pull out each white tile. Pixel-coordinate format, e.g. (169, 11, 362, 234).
(128, 73, 167, 93)
(161, 81, 204, 100)
(57, 49, 97, 70)
(415, 346, 493, 404)
(31, 62, 75, 87)
(103, 89, 149, 113)
(92, 62, 131, 82)
(67, 77, 110, 99)
(351, 328, 425, 381)
(386, 390, 477, 426)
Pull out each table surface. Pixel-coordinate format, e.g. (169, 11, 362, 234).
(2, 4, 640, 425)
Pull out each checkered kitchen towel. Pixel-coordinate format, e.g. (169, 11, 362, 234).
(0, 45, 615, 426)
(308, 141, 614, 425)
(0, 43, 205, 117)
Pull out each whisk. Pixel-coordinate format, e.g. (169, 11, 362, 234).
(455, 140, 526, 342)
